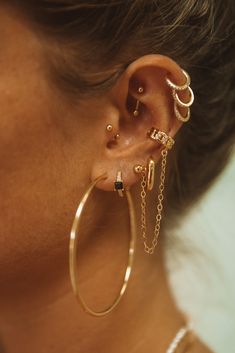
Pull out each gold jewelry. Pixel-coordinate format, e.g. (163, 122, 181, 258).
(134, 128, 173, 254)
(166, 322, 194, 353)
(69, 173, 137, 317)
(174, 103, 191, 122)
(133, 86, 144, 117)
(147, 157, 155, 191)
(106, 124, 113, 132)
(106, 125, 120, 140)
(166, 69, 191, 91)
(172, 86, 194, 108)
(165, 69, 194, 123)
(138, 149, 168, 254)
(114, 170, 124, 197)
(133, 165, 144, 174)
(114, 133, 120, 140)
(133, 100, 140, 117)
(138, 86, 144, 94)
(147, 127, 175, 149)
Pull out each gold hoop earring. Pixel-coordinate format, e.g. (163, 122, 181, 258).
(69, 174, 137, 317)
(166, 69, 191, 91)
(165, 69, 194, 123)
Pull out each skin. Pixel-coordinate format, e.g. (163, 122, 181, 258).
(0, 5, 213, 353)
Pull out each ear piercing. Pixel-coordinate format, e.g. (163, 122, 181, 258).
(133, 86, 144, 117)
(147, 157, 155, 191)
(134, 157, 155, 191)
(133, 127, 175, 255)
(166, 69, 191, 91)
(115, 133, 120, 140)
(147, 127, 175, 150)
(165, 69, 194, 123)
(106, 124, 113, 132)
(134, 165, 145, 174)
(114, 171, 124, 197)
(106, 124, 120, 140)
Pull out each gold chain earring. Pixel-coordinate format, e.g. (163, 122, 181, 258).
(134, 129, 174, 254)
(69, 173, 137, 316)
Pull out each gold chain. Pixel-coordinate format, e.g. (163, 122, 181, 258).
(140, 148, 168, 254)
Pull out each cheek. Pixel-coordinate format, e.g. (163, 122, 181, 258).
(0, 9, 98, 304)
(0, 67, 87, 290)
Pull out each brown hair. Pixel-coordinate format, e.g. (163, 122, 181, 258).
(9, 0, 235, 227)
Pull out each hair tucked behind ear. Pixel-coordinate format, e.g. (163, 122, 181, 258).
(9, 0, 235, 228)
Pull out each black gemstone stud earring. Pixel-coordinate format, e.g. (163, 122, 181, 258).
(114, 171, 124, 197)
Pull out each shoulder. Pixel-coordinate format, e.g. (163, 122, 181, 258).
(190, 338, 214, 353)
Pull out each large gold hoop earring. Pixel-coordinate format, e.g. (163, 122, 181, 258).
(69, 174, 137, 317)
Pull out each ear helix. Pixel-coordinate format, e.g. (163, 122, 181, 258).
(132, 69, 194, 123)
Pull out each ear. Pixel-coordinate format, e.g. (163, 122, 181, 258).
(91, 54, 189, 191)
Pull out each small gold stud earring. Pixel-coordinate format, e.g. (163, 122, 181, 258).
(114, 133, 120, 140)
(134, 157, 155, 191)
(133, 165, 146, 174)
(133, 86, 144, 117)
(106, 124, 113, 132)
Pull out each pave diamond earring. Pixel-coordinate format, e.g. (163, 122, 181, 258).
(166, 69, 194, 123)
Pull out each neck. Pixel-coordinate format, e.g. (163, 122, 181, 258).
(0, 193, 184, 353)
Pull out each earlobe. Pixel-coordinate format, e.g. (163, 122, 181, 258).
(91, 54, 194, 192)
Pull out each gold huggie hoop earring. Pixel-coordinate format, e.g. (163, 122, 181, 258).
(69, 173, 137, 317)
(133, 86, 144, 117)
(165, 69, 191, 91)
(165, 69, 194, 123)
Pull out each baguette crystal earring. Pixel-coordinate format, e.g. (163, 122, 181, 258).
(114, 171, 125, 197)
(166, 69, 194, 123)
(134, 129, 175, 254)
(133, 86, 144, 117)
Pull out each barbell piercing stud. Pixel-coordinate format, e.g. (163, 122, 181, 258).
(133, 86, 144, 117)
